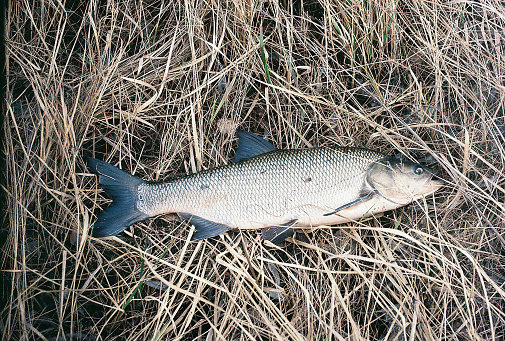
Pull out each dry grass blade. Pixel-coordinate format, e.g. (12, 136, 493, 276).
(3, 0, 505, 340)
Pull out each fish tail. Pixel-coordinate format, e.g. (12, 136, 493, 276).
(85, 157, 149, 238)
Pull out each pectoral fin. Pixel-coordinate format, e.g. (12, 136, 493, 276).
(261, 219, 297, 245)
(178, 213, 231, 240)
(323, 190, 377, 216)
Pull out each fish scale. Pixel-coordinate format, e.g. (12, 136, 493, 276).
(136, 147, 385, 230)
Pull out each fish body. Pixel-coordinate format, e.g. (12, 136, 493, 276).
(138, 147, 384, 229)
(86, 130, 443, 243)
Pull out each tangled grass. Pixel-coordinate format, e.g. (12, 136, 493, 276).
(3, 0, 505, 340)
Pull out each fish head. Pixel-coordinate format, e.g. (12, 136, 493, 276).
(367, 158, 444, 205)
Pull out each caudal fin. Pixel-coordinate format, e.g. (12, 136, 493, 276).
(86, 157, 149, 237)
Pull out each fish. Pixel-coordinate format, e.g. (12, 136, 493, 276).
(86, 130, 443, 244)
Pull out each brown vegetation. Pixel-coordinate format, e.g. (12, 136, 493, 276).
(3, 0, 505, 339)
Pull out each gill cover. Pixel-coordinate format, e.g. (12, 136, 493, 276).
(367, 158, 439, 205)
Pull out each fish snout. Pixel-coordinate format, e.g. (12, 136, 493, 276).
(422, 177, 445, 195)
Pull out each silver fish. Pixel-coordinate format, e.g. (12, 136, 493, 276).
(86, 130, 443, 244)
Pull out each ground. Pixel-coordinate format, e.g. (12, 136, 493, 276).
(3, 0, 505, 340)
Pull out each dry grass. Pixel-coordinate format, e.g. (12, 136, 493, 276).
(3, 0, 505, 340)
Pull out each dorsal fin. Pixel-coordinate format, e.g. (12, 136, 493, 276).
(233, 130, 277, 163)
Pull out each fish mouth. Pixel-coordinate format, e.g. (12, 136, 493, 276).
(421, 177, 445, 195)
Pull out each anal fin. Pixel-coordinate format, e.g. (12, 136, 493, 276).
(262, 219, 297, 245)
(178, 213, 231, 240)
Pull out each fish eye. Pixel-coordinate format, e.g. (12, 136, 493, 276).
(415, 167, 424, 175)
